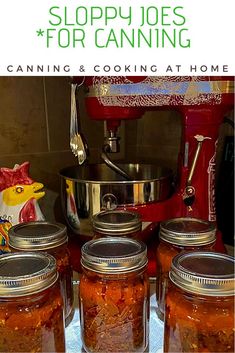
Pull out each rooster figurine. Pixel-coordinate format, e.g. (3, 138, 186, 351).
(0, 162, 45, 225)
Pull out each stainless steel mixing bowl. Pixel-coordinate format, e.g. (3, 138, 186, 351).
(60, 164, 173, 236)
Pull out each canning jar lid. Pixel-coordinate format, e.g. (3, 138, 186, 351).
(160, 217, 216, 246)
(170, 252, 235, 296)
(8, 221, 68, 250)
(81, 237, 147, 273)
(0, 252, 58, 297)
(92, 210, 142, 236)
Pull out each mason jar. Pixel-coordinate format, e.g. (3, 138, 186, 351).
(164, 252, 234, 353)
(92, 210, 142, 239)
(156, 217, 216, 320)
(0, 252, 65, 353)
(8, 221, 73, 325)
(79, 237, 149, 353)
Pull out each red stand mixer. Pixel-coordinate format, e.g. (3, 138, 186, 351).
(61, 76, 234, 275)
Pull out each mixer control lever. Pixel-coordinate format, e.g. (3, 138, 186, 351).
(183, 134, 212, 206)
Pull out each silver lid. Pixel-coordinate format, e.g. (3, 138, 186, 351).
(81, 237, 147, 274)
(0, 252, 58, 297)
(92, 210, 142, 236)
(8, 221, 67, 250)
(170, 252, 235, 296)
(160, 217, 216, 246)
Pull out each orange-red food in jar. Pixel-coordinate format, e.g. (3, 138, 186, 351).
(0, 252, 65, 353)
(92, 210, 142, 239)
(79, 237, 149, 353)
(8, 221, 73, 325)
(164, 252, 234, 353)
(156, 217, 216, 320)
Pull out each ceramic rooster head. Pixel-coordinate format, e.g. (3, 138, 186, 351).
(0, 162, 45, 225)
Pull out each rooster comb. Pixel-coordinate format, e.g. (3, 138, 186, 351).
(0, 162, 34, 192)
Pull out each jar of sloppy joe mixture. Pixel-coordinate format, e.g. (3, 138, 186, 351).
(0, 252, 65, 353)
(8, 221, 73, 325)
(92, 210, 142, 239)
(164, 252, 235, 353)
(79, 237, 149, 353)
(156, 217, 216, 320)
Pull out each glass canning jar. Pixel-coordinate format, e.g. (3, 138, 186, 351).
(79, 237, 149, 353)
(0, 252, 65, 353)
(92, 210, 142, 239)
(164, 252, 234, 353)
(8, 221, 73, 325)
(156, 217, 216, 320)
